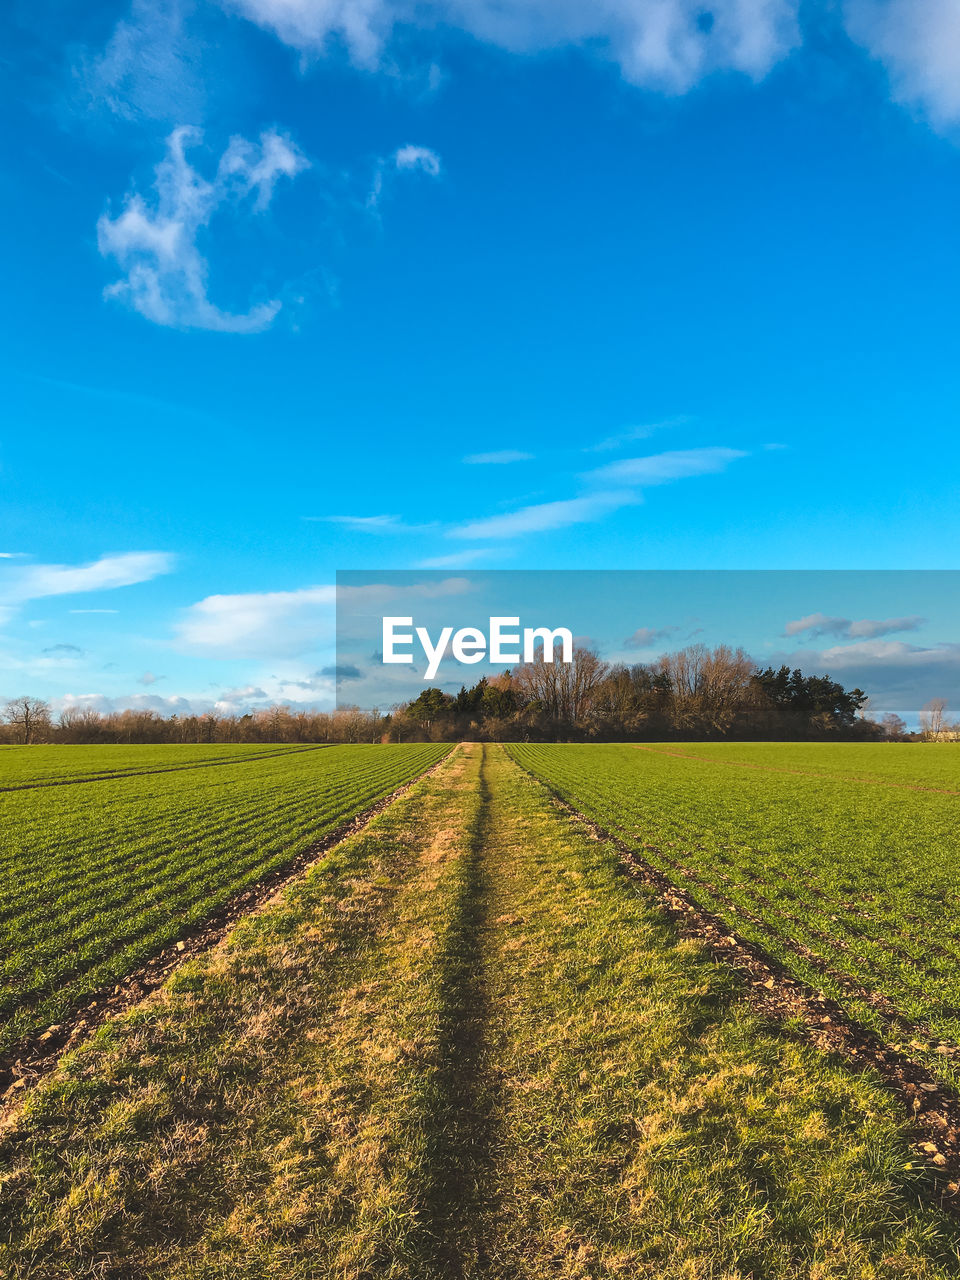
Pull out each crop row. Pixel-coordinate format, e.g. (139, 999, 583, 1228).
(509, 742, 960, 1082)
(0, 743, 320, 790)
(0, 743, 449, 1054)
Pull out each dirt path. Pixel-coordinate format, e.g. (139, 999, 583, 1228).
(0, 747, 452, 1109)
(2, 746, 960, 1278)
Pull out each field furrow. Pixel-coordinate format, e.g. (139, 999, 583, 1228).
(2, 746, 960, 1278)
(0, 743, 448, 1057)
(508, 742, 960, 1086)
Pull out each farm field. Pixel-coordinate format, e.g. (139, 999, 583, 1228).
(0, 742, 321, 790)
(0, 743, 448, 1057)
(2, 742, 959, 1278)
(510, 742, 960, 1085)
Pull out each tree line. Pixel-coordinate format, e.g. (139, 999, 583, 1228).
(0, 643, 931, 745)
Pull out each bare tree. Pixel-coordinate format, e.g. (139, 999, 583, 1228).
(514, 644, 608, 727)
(920, 697, 947, 741)
(880, 712, 908, 741)
(656, 644, 755, 735)
(4, 696, 51, 745)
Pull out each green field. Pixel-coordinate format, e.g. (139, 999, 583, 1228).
(0, 743, 448, 1055)
(510, 741, 960, 1083)
(3, 741, 960, 1277)
(0, 742, 322, 790)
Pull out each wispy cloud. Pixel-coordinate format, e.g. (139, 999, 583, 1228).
(416, 548, 503, 568)
(463, 450, 533, 465)
(77, 0, 204, 124)
(306, 514, 436, 534)
(225, 0, 800, 92)
(583, 417, 690, 453)
(1, 552, 174, 606)
(784, 613, 926, 641)
(584, 446, 747, 486)
(98, 125, 308, 331)
(447, 445, 748, 542)
(69, 608, 120, 614)
(450, 490, 636, 540)
(624, 625, 680, 650)
(368, 143, 442, 209)
(42, 643, 85, 656)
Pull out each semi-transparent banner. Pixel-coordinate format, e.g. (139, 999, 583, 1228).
(335, 569, 960, 723)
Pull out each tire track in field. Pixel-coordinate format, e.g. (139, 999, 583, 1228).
(410, 744, 503, 1277)
(0, 744, 328, 793)
(632, 743, 960, 796)
(0, 748, 454, 1109)
(512, 759, 960, 1206)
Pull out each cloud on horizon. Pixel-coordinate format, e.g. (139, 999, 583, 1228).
(784, 612, 926, 641)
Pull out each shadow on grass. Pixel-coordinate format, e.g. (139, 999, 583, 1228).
(409, 744, 502, 1279)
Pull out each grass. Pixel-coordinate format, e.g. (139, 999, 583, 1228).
(0, 743, 448, 1054)
(509, 742, 960, 1086)
(1, 745, 959, 1277)
(0, 743, 320, 790)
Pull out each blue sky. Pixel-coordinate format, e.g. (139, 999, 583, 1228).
(3, 0, 960, 717)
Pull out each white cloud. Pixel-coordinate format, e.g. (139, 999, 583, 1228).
(393, 144, 442, 176)
(1, 552, 174, 606)
(219, 129, 310, 209)
(844, 0, 960, 127)
(583, 416, 690, 453)
(78, 0, 204, 124)
(848, 615, 926, 639)
(416, 548, 502, 567)
(98, 125, 308, 331)
(585, 446, 747, 485)
(783, 611, 849, 639)
(770, 637, 960, 717)
(448, 445, 746, 542)
(305, 513, 437, 533)
(463, 450, 533, 465)
(450, 489, 636, 539)
(225, 0, 800, 92)
(368, 143, 442, 208)
(176, 576, 471, 659)
(55, 691, 202, 716)
(784, 612, 926, 641)
(175, 585, 337, 658)
(624, 624, 680, 649)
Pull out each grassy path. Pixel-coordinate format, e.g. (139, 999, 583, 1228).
(1, 745, 960, 1277)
